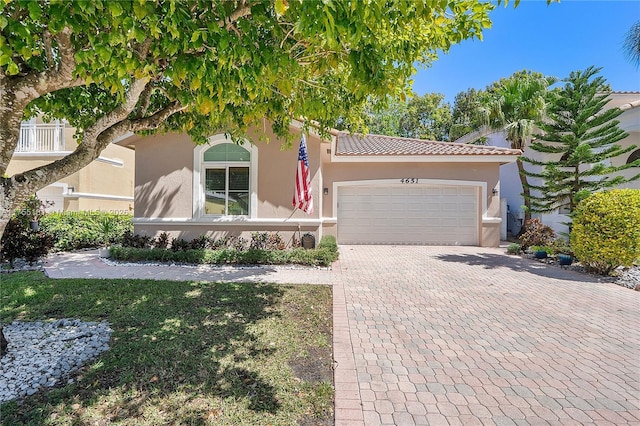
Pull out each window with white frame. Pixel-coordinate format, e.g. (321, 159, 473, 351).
(194, 135, 258, 219)
(202, 143, 251, 216)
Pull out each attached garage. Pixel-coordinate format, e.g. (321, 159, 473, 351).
(337, 184, 478, 245)
(328, 132, 522, 247)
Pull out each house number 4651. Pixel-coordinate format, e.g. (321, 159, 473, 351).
(400, 178, 419, 184)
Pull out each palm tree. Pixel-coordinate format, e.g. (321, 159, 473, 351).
(624, 20, 640, 69)
(476, 70, 556, 223)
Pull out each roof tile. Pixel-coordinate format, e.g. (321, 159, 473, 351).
(336, 133, 521, 157)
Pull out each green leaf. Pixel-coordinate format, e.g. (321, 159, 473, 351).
(133, 2, 148, 19)
(0, 16, 8, 30)
(108, 2, 124, 17)
(27, 1, 42, 19)
(7, 61, 19, 75)
(0, 53, 10, 66)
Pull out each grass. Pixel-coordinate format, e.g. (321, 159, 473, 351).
(0, 272, 333, 425)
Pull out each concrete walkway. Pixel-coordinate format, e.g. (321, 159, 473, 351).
(43, 246, 640, 425)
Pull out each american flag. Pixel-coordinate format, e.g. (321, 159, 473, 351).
(293, 134, 313, 214)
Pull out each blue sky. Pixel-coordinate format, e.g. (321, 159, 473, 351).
(412, 0, 640, 104)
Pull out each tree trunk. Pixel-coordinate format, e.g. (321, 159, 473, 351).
(517, 157, 532, 224)
(0, 326, 7, 357)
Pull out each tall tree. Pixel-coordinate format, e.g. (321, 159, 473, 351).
(523, 66, 640, 214)
(624, 20, 640, 69)
(450, 88, 484, 142)
(398, 93, 452, 140)
(342, 92, 452, 140)
(476, 70, 557, 222)
(0, 0, 509, 353)
(338, 95, 409, 136)
(0, 0, 500, 244)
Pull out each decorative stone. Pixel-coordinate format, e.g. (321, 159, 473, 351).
(0, 319, 112, 403)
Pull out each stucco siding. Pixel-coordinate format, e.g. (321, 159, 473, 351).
(245, 126, 325, 220)
(7, 142, 134, 212)
(134, 133, 195, 218)
(134, 126, 326, 220)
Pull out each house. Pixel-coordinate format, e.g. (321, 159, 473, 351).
(7, 118, 135, 213)
(489, 92, 640, 237)
(115, 122, 520, 247)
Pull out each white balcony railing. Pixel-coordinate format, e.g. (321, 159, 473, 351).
(16, 121, 66, 153)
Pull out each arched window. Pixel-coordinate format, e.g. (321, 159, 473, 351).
(193, 135, 258, 218)
(627, 149, 640, 166)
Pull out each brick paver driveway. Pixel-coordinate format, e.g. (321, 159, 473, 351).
(332, 245, 640, 425)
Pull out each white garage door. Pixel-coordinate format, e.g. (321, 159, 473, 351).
(337, 185, 478, 245)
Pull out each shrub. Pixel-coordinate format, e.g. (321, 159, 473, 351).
(189, 235, 209, 250)
(207, 236, 228, 250)
(226, 236, 247, 251)
(571, 189, 640, 275)
(550, 238, 572, 256)
(250, 232, 286, 250)
(317, 235, 338, 252)
(506, 243, 521, 255)
(40, 211, 133, 251)
(121, 230, 155, 249)
(519, 218, 556, 249)
(109, 232, 340, 267)
(529, 245, 553, 255)
(170, 238, 190, 252)
(1, 196, 54, 265)
(155, 232, 170, 249)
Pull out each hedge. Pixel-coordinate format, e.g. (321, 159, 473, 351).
(109, 235, 339, 267)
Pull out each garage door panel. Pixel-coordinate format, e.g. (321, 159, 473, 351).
(338, 184, 478, 245)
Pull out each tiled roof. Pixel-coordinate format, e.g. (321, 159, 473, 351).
(336, 133, 522, 157)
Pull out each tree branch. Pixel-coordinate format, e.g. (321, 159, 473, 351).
(135, 38, 152, 61)
(219, 2, 252, 30)
(43, 29, 54, 69)
(134, 83, 154, 119)
(130, 101, 186, 132)
(11, 78, 151, 193)
(81, 78, 150, 142)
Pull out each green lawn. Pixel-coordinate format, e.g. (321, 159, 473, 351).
(0, 272, 333, 425)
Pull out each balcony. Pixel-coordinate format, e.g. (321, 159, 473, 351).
(16, 121, 66, 153)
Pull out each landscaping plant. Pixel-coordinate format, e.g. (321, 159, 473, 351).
(506, 243, 522, 255)
(40, 211, 133, 251)
(571, 189, 640, 275)
(518, 218, 556, 250)
(0, 196, 54, 266)
(524, 66, 639, 214)
(113, 235, 339, 267)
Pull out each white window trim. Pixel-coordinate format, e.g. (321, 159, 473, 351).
(193, 134, 258, 219)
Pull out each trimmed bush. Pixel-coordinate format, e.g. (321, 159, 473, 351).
(40, 211, 133, 251)
(571, 189, 640, 275)
(317, 235, 338, 252)
(110, 237, 339, 267)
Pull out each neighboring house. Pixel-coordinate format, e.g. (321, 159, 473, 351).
(7, 117, 135, 213)
(489, 92, 640, 237)
(115, 122, 520, 247)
